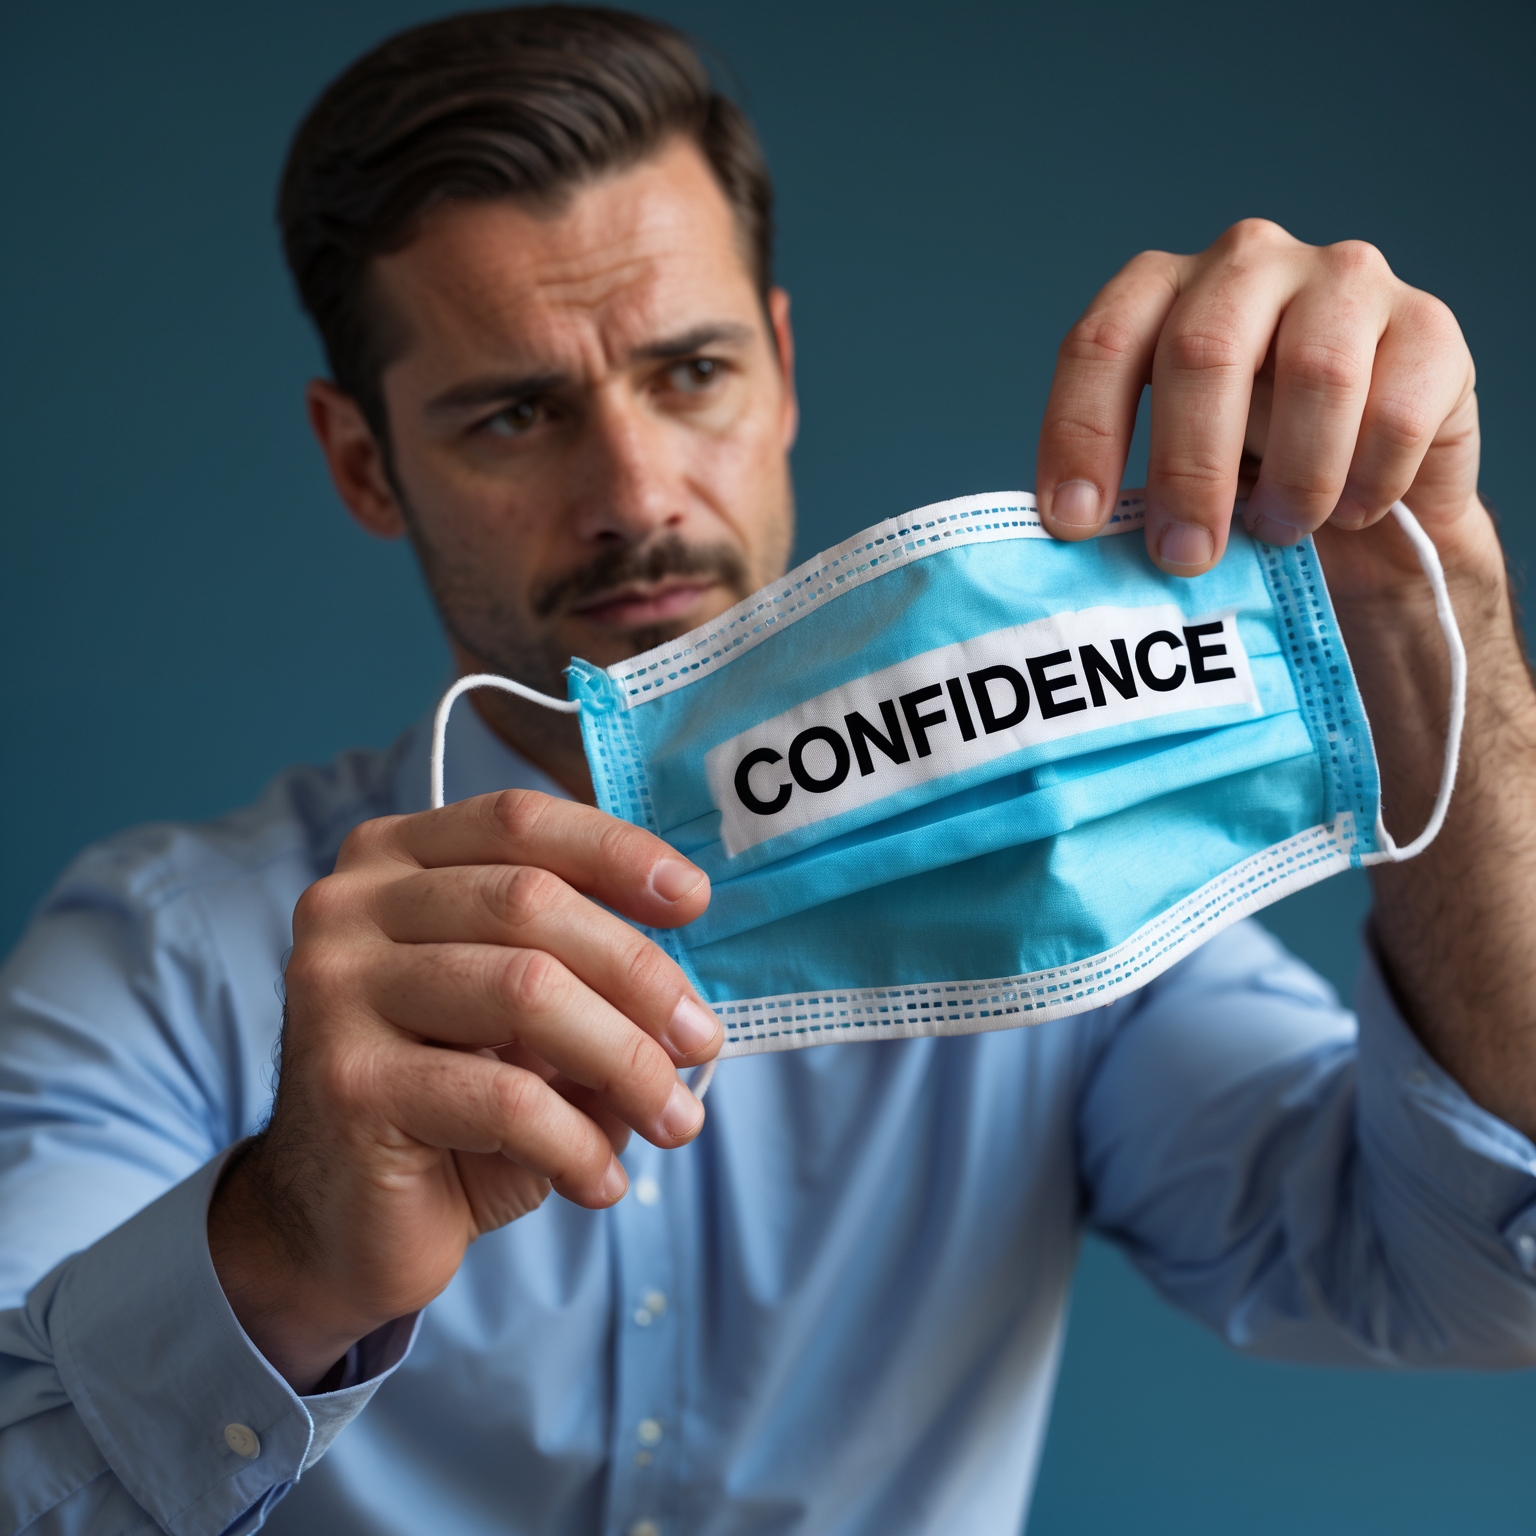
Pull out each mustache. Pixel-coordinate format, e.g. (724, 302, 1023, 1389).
(531, 535, 750, 621)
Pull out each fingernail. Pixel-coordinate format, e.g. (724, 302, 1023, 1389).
(660, 1080, 705, 1140)
(665, 995, 719, 1057)
(651, 858, 708, 904)
(1245, 511, 1302, 547)
(601, 1158, 628, 1204)
(1156, 520, 1215, 568)
(1049, 479, 1103, 529)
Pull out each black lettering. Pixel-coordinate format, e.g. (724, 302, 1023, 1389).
(944, 676, 977, 741)
(1184, 621, 1236, 683)
(1026, 650, 1087, 719)
(1135, 630, 1186, 691)
(1080, 639, 1137, 708)
(788, 726, 851, 793)
(899, 684, 948, 758)
(735, 747, 792, 815)
(967, 665, 1030, 732)
(845, 699, 910, 776)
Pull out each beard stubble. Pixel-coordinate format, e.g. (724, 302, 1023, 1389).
(408, 524, 755, 696)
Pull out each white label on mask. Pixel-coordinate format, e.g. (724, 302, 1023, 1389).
(706, 604, 1260, 856)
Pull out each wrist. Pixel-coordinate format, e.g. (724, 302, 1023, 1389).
(1323, 494, 1531, 838)
(1323, 494, 1519, 686)
(208, 1138, 383, 1392)
(1325, 493, 1503, 617)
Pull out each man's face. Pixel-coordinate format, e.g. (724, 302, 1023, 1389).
(362, 137, 798, 701)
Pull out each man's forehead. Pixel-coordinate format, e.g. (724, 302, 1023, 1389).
(374, 139, 759, 375)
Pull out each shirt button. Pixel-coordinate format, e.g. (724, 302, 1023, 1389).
(1516, 1233, 1536, 1267)
(642, 1289, 667, 1315)
(637, 1417, 664, 1446)
(628, 1521, 661, 1536)
(223, 1423, 261, 1458)
(633, 1307, 654, 1327)
(1407, 1069, 1429, 1087)
(634, 1175, 661, 1207)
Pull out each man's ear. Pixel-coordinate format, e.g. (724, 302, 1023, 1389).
(768, 287, 799, 453)
(305, 379, 408, 539)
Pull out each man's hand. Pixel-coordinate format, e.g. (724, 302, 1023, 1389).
(208, 790, 721, 1392)
(1037, 217, 1536, 1144)
(1034, 217, 1482, 585)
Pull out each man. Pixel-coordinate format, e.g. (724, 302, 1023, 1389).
(2, 6, 1533, 1534)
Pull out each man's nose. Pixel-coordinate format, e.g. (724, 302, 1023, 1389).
(570, 395, 684, 544)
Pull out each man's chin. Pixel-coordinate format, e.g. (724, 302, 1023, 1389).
(566, 617, 705, 670)
(562, 591, 745, 669)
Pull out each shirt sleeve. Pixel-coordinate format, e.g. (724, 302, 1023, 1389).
(0, 1151, 417, 1536)
(0, 837, 417, 1534)
(1078, 918, 1536, 1368)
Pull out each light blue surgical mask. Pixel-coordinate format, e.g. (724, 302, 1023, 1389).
(432, 492, 1463, 1087)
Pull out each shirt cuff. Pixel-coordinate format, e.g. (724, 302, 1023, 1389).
(34, 1144, 418, 1536)
(1355, 942, 1536, 1279)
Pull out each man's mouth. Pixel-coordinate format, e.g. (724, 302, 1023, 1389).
(568, 578, 720, 630)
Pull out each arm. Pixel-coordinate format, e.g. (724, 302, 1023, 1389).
(1034, 218, 1536, 1138)
(0, 858, 412, 1535)
(1334, 511, 1536, 1139)
(1078, 919, 1536, 1365)
(1, 792, 720, 1533)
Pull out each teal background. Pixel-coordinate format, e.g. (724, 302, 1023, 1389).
(3, 2, 1532, 1531)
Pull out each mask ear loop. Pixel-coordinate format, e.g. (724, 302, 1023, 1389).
(431, 672, 723, 1101)
(1357, 502, 1468, 866)
(430, 673, 581, 811)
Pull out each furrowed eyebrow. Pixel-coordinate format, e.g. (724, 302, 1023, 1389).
(424, 371, 568, 418)
(631, 322, 756, 362)
(422, 323, 756, 418)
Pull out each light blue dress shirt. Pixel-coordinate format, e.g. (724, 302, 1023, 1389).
(2, 700, 1535, 1536)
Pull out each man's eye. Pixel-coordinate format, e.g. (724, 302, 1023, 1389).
(481, 400, 540, 438)
(666, 358, 721, 393)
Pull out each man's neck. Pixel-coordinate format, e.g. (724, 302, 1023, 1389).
(466, 688, 595, 805)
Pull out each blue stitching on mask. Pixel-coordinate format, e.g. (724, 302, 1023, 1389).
(571, 659, 702, 978)
(1254, 538, 1380, 862)
(571, 659, 660, 835)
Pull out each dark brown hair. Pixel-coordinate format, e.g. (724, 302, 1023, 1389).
(278, 6, 774, 441)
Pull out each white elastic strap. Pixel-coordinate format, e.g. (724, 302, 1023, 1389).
(430, 672, 580, 810)
(1357, 501, 1467, 866)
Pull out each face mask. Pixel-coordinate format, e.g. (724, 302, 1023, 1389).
(432, 492, 1463, 1085)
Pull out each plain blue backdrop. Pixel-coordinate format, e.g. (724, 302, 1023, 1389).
(3, 2, 1534, 1531)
